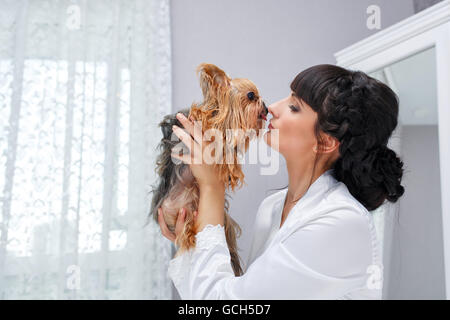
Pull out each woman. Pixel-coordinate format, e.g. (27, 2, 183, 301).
(158, 64, 405, 299)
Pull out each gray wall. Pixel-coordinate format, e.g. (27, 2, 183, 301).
(170, 0, 415, 299)
(386, 125, 445, 299)
(413, 0, 444, 13)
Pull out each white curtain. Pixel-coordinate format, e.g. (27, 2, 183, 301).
(0, 0, 173, 299)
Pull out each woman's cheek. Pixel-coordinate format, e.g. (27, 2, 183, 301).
(289, 132, 310, 154)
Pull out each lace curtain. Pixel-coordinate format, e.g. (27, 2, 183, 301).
(0, 0, 173, 299)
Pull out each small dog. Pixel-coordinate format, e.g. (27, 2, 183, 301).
(147, 63, 268, 276)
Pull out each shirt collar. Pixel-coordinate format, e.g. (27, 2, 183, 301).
(278, 168, 338, 228)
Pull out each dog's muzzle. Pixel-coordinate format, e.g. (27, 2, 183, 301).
(259, 101, 269, 120)
(262, 101, 268, 115)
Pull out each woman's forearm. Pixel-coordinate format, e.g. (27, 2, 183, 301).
(195, 183, 226, 233)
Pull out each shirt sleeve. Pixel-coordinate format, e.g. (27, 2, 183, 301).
(167, 209, 376, 300)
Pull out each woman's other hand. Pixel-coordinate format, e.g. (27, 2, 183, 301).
(158, 207, 198, 243)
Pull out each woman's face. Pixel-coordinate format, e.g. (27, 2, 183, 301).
(264, 92, 318, 160)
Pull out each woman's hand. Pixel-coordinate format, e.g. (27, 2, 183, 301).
(171, 112, 226, 232)
(171, 113, 222, 189)
(158, 207, 198, 243)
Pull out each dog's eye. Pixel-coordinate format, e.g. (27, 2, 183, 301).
(247, 92, 255, 101)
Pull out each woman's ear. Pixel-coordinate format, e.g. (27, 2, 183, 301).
(314, 134, 340, 154)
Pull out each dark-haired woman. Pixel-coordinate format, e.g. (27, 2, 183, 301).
(159, 64, 405, 299)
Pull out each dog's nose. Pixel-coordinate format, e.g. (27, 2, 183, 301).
(262, 101, 268, 116)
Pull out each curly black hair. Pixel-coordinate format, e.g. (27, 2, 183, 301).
(290, 64, 405, 211)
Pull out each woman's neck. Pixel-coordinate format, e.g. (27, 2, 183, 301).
(285, 159, 325, 203)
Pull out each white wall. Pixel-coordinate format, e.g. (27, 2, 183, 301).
(170, 0, 415, 299)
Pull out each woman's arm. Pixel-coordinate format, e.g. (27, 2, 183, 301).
(196, 184, 226, 233)
(166, 208, 377, 299)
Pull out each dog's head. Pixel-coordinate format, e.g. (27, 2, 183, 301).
(188, 63, 268, 190)
(193, 63, 268, 134)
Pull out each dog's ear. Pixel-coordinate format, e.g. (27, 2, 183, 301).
(196, 63, 231, 99)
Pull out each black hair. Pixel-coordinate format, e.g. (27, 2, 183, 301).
(287, 64, 405, 211)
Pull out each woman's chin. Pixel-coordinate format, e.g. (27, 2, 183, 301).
(263, 130, 279, 152)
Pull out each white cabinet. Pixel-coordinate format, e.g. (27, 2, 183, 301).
(335, 0, 450, 299)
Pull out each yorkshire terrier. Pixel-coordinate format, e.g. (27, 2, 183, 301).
(147, 63, 268, 276)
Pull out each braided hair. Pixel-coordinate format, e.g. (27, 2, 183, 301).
(290, 64, 405, 211)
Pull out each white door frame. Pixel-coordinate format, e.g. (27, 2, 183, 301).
(335, 0, 450, 298)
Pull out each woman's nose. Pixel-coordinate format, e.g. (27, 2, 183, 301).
(267, 102, 277, 118)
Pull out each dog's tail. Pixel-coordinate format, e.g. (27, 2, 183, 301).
(174, 208, 197, 252)
(224, 211, 243, 276)
(173, 194, 243, 277)
(174, 208, 244, 277)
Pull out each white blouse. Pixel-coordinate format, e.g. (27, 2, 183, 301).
(167, 169, 383, 299)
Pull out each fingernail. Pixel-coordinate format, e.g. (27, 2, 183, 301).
(176, 113, 184, 119)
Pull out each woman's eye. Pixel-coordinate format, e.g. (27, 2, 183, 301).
(289, 105, 299, 112)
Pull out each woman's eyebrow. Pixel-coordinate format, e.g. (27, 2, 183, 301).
(290, 93, 300, 104)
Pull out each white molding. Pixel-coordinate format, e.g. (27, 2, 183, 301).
(335, 0, 450, 68)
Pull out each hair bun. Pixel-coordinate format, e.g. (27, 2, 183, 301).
(336, 143, 405, 210)
(373, 145, 405, 200)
